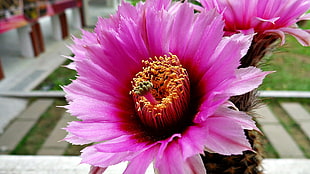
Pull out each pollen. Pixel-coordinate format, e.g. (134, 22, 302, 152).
(131, 54, 190, 129)
(133, 81, 154, 96)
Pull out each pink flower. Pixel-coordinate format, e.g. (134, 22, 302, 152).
(63, 0, 271, 173)
(200, 0, 310, 45)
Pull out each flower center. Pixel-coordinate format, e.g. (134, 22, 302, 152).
(131, 54, 190, 130)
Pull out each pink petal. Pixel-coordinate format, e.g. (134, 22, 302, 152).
(238, 28, 255, 35)
(64, 121, 130, 143)
(155, 142, 206, 174)
(201, 0, 310, 36)
(123, 147, 158, 174)
(64, 132, 93, 145)
(178, 124, 208, 160)
(81, 146, 133, 168)
(184, 155, 206, 174)
(225, 66, 273, 96)
(256, 16, 280, 24)
(117, 18, 150, 60)
(298, 13, 310, 21)
(194, 34, 253, 121)
(185, 9, 224, 77)
(116, 1, 140, 20)
(64, 76, 128, 104)
(264, 29, 286, 45)
(215, 102, 260, 131)
(179, 129, 205, 160)
(201, 116, 252, 155)
(280, 27, 310, 46)
(145, 0, 171, 10)
(142, 4, 171, 56)
(169, 2, 196, 59)
(200, 34, 252, 90)
(83, 34, 141, 81)
(94, 134, 156, 153)
(65, 97, 132, 122)
(157, 133, 181, 159)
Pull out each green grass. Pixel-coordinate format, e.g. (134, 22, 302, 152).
(259, 55, 310, 91)
(261, 136, 279, 158)
(126, 0, 144, 5)
(35, 59, 76, 91)
(64, 144, 90, 156)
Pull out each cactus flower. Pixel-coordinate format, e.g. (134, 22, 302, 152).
(63, 0, 271, 173)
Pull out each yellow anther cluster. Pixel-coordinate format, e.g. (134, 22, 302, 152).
(131, 54, 190, 129)
(132, 54, 188, 105)
(133, 81, 153, 96)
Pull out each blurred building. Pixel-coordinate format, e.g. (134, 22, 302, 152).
(0, 0, 120, 80)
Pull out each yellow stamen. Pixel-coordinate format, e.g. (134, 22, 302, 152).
(131, 54, 190, 129)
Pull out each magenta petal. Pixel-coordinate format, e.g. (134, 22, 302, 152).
(65, 97, 131, 122)
(155, 142, 206, 174)
(178, 127, 206, 159)
(64, 78, 127, 104)
(65, 121, 128, 143)
(123, 147, 158, 174)
(81, 145, 135, 167)
(199, 34, 251, 93)
(169, 3, 195, 58)
(143, 4, 171, 56)
(94, 134, 154, 153)
(194, 34, 253, 121)
(185, 10, 224, 76)
(75, 58, 130, 93)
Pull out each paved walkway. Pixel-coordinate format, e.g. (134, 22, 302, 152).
(280, 102, 310, 139)
(0, 99, 54, 153)
(37, 112, 76, 155)
(255, 105, 306, 158)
